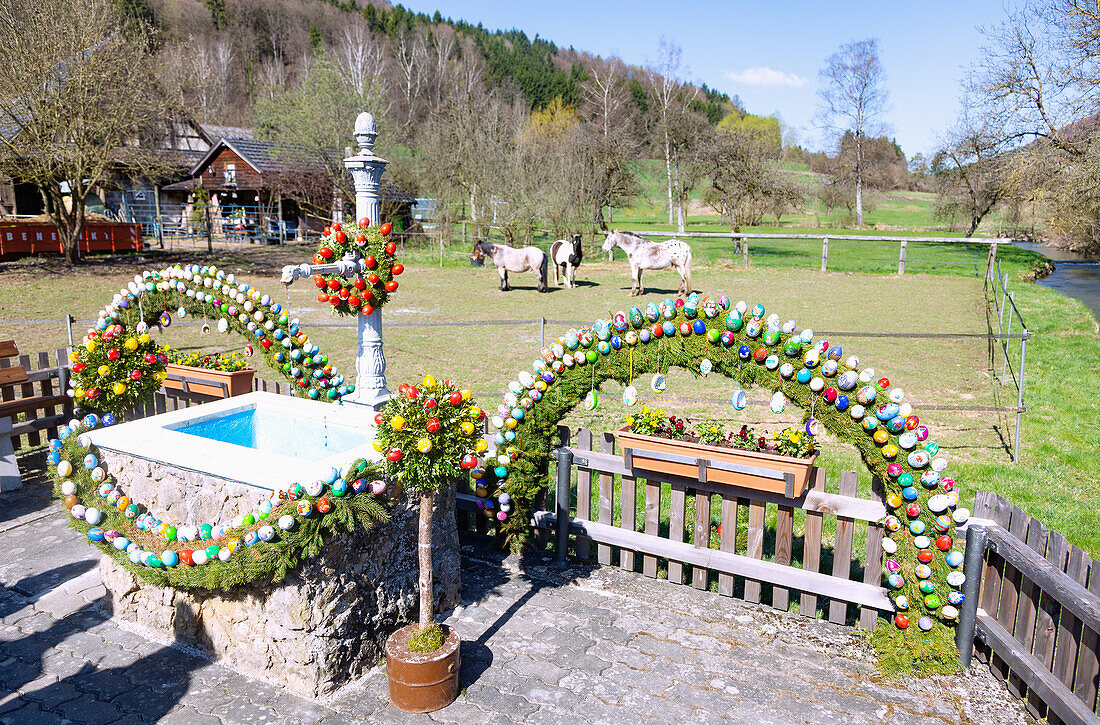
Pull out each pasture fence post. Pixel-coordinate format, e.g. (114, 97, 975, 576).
(539, 317, 545, 350)
(742, 238, 749, 267)
(1001, 292, 1015, 385)
(554, 446, 573, 563)
(1014, 330, 1027, 463)
(821, 236, 829, 272)
(898, 240, 908, 275)
(986, 242, 998, 287)
(65, 315, 74, 350)
(439, 231, 444, 267)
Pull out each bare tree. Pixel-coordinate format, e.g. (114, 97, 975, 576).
(0, 0, 173, 263)
(336, 23, 389, 104)
(932, 99, 1012, 236)
(394, 28, 429, 130)
(647, 38, 686, 228)
(816, 38, 890, 225)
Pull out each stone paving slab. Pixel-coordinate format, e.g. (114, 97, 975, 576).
(0, 458, 1038, 724)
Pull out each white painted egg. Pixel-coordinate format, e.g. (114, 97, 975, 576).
(952, 508, 970, 525)
(850, 404, 865, 419)
(809, 377, 824, 392)
(881, 538, 898, 554)
(218, 547, 231, 562)
(71, 504, 86, 520)
(838, 371, 858, 390)
(61, 480, 76, 496)
(84, 507, 102, 525)
(889, 388, 905, 403)
(278, 515, 295, 530)
(947, 572, 966, 588)
(782, 320, 797, 334)
(217, 318, 229, 333)
(858, 367, 876, 384)
(779, 363, 795, 378)
(305, 480, 325, 497)
(769, 391, 787, 413)
(913, 535, 931, 549)
(927, 495, 950, 514)
(821, 360, 838, 377)
(898, 403, 912, 417)
(622, 386, 638, 407)
(931, 457, 949, 472)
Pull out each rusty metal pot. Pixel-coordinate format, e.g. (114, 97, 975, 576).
(385, 623, 461, 713)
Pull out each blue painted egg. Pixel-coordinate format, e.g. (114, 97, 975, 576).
(917, 617, 934, 631)
(59, 427, 70, 441)
(645, 302, 660, 322)
(639, 329, 651, 344)
(888, 574, 905, 589)
(796, 368, 812, 384)
(258, 525, 276, 542)
(48, 438, 62, 451)
(47, 451, 61, 465)
(87, 528, 105, 542)
(909, 520, 926, 535)
(82, 414, 99, 429)
(494, 466, 509, 479)
(692, 320, 706, 335)
(885, 416, 906, 434)
(610, 336, 621, 350)
(837, 371, 858, 390)
(835, 395, 850, 411)
(898, 432, 918, 449)
(112, 537, 130, 551)
(861, 416, 879, 432)
(243, 531, 259, 546)
(83, 454, 98, 470)
(947, 590, 965, 605)
(160, 550, 179, 567)
(661, 321, 675, 337)
(737, 345, 751, 360)
(921, 470, 941, 488)
(875, 403, 900, 421)
(827, 346, 842, 361)
(902, 486, 919, 501)
(945, 551, 964, 568)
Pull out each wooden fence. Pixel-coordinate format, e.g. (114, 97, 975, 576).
(1, 348, 71, 453)
(533, 427, 892, 627)
(965, 491, 1100, 724)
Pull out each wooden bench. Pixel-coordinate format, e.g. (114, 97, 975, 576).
(1, 341, 70, 491)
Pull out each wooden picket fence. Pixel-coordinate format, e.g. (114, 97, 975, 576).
(536, 427, 892, 627)
(1, 347, 71, 453)
(969, 491, 1100, 724)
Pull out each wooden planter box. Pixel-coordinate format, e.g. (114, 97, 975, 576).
(162, 364, 256, 399)
(614, 426, 818, 498)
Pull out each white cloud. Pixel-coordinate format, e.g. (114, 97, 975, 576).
(724, 66, 808, 88)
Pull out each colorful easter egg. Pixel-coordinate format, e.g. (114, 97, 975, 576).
(769, 391, 786, 413)
(945, 551, 964, 568)
(856, 386, 877, 405)
(730, 389, 747, 411)
(796, 368, 812, 384)
(907, 450, 931, 468)
(780, 362, 795, 378)
(835, 395, 850, 411)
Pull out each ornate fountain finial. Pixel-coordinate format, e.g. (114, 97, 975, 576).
(353, 112, 377, 154)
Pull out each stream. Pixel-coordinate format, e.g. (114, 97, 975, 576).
(1012, 240, 1100, 321)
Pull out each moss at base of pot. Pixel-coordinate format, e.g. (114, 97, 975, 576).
(407, 623, 445, 654)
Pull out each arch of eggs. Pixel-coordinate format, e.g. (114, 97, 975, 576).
(97, 265, 352, 401)
(48, 414, 388, 571)
(486, 291, 972, 632)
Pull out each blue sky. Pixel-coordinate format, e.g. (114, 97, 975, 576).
(398, 0, 1009, 158)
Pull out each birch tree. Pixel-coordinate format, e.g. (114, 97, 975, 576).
(816, 38, 889, 226)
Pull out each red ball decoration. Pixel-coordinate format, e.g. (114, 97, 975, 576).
(877, 377, 890, 389)
(129, 370, 141, 380)
(936, 535, 953, 551)
(358, 216, 370, 227)
(327, 278, 341, 291)
(448, 391, 462, 406)
(180, 550, 194, 566)
(361, 304, 374, 316)
(313, 274, 325, 288)
(384, 280, 398, 292)
(353, 277, 367, 290)
(895, 614, 910, 629)
(261, 339, 272, 349)
(380, 222, 392, 236)
(317, 293, 329, 303)
(329, 295, 342, 307)
(348, 295, 360, 307)
(387, 448, 403, 462)
(651, 323, 664, 338)
(107, 348, 120, 361)
(905, 503, 921, 518)
(316, 496, 333, 514)
(918, 549, 934, 563)
(364, 255, 376, 269)
(823, 388, 838, 404)
(423, 399, 437, 412)
(331, 222, 341, 232)
(355, 233, 366, 245)
(323, 226, 332, 237)
(406, 386, 420, 400)
(674, 298, 684, 309)
(337, 287, 350, 300)
(335, 230, 347, 244)
(72, 362, 85, 373)
(460, 454, 478, 469)
(385, 241, 397, 255)
(426, 418, 441, 433)
(367, 273, 380, 285)
(392, 264, 404, 276)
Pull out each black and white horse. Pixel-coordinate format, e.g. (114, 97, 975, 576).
(549, 234, 583, 288)
(473, 239, 548, 292)
(602, 230, 693, 296)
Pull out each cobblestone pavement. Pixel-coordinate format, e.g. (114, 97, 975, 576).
(1, 457, 1035, 724)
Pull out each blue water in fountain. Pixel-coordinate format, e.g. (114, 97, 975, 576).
(176, 408, 366, 462)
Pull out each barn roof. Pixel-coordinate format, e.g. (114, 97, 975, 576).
(188, 137, 415, 203)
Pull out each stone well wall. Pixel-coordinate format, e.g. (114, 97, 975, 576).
(99, 485, 461, 699)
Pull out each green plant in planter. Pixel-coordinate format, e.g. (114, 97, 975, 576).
(165, 348, 249, 372)
(372, 376, 485, 652)
(694, 421, 727, 446)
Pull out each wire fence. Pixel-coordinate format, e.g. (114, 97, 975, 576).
(987, 256, 1031, 462)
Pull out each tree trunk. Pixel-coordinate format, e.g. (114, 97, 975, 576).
(855, 136, 864, 226)
(418, 492, 434, 628)
(674, 160, 685, 233)
(664, 129, 673, 226)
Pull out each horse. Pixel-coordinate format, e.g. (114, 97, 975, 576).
(601, 230, 693, 296)
(549, 234, 583, 288)
(473, 239, 548, 292)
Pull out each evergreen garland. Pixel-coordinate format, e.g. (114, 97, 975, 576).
(478, 296, 967, 673)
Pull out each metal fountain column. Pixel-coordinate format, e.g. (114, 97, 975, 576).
(280, 112, 391, 411)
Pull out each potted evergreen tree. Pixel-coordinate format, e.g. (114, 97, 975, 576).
(373, 376, 485, 713)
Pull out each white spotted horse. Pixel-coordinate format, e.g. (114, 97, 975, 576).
(472, 239, 549, 292)
(601, 230, 693, 296)
(549, 234, 583, 288)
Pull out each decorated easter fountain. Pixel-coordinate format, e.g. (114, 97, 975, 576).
(48, 113, 461, 698)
